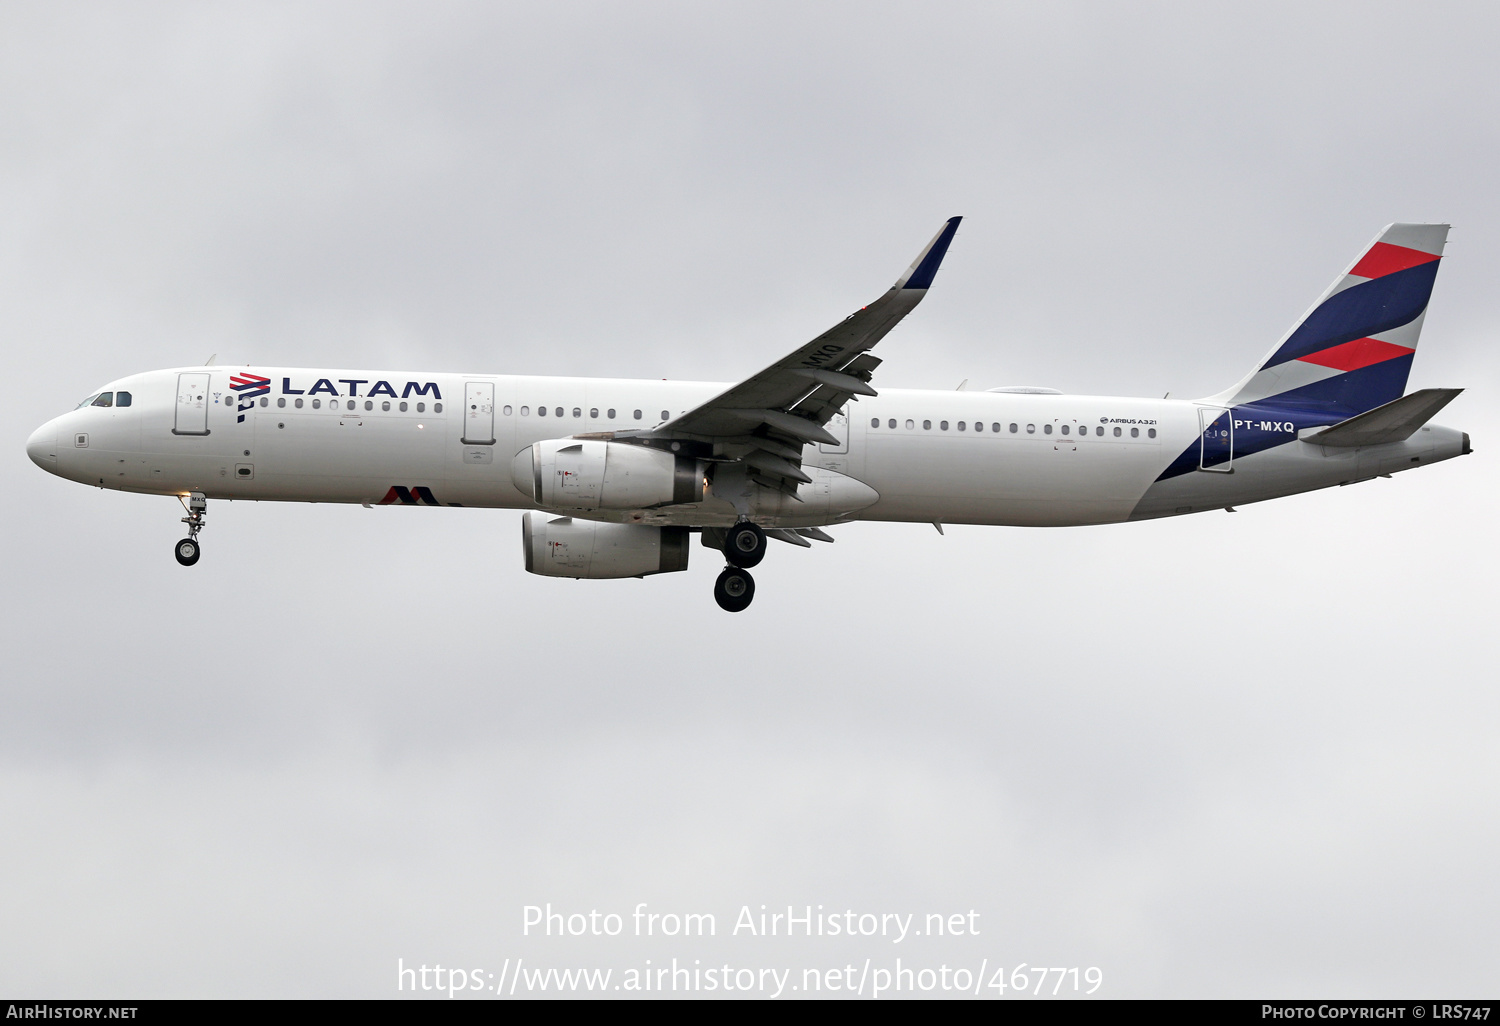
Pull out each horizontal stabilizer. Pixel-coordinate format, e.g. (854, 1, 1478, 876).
(1300, 388, 1462, 447)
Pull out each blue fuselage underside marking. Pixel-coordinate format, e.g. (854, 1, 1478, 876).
(1155, 355, 1416, 481)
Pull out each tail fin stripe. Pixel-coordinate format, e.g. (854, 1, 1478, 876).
(1296, 337, 1415, 373)
(1263, 260, 1439, 369)
(1348, 242, 1441, 280)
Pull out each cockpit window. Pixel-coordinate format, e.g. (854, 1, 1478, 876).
(116, 391, 132, 407)
(90, 392, 113, 408)
(76, 394, 100, 409)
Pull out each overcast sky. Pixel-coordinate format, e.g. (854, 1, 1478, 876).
(2, 1, 1497, 999)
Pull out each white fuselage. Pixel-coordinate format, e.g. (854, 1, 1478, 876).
(27, 366, 1468, 528)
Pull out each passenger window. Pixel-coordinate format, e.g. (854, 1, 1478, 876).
(870, 418, 879, 428)
(435, 403, 443, 413)
(520, 406, 529, 415)
(607, 408, 616, 419)
(346, 399, 355, 410)
(992, 423, 1000, 433)
(116, 391, 132, 407)
(888, 419, 896, 429)
(958, 421, 966, 431)
(1061, 424, 1069, 435)
(590, 408, 598, 418)
(661, 409, 669, 420)
(940, 421, 949, 431)
(92, 393, 113, 407)
(258, 397, 267, 407)
(922, 419, 931, 430)
(502, 405, 511, 415)
(312, 398, 321, 409)
(365, 400, 374, 411)
(973, 421, 982, 432)
(1043, 423, 1052, 434)
(1095, 426, 1103, 436)
(538, 406, 547, 417)
(276, 397, 286, 408)
(382, 401, 391, 411)
(1148, 428, 1157, 438)
(295, 398, 304, 409)
(1113, 426, 1121, 437)
(634, 410, 642, 420)
(1026, 424, 1035, 434)
(905, 419, 914, 429)
(554, 407, 562, 417)
(1130, 427, 1139, 437)
(417, 402, 426, 413)
(573, 408, 582, 418)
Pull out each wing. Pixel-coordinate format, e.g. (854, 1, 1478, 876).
(639, 217, 961, 489)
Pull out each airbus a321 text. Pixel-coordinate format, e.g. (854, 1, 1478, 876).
(26, 218, 1471, 611)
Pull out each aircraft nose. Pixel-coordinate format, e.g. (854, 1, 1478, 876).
(26, 420, 58, 469)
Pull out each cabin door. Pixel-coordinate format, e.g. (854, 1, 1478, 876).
(462, 381, 495, 445)
(173, 372, 211, 435)
(1198, 406, 1234, 473)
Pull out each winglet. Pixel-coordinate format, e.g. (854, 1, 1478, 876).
(897, 216, 962, 291)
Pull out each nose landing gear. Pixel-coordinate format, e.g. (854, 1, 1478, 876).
(714, 565, 755, 613)
(175, 491, 207, 566)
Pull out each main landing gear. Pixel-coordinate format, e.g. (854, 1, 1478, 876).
(713, 520, 765, 612)
(723, 520, 766, 568)
(714, 565, 755, 613)
(175, 491, 206, 567)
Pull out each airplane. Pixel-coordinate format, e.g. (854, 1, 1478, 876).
(26, 218, 1471, 611)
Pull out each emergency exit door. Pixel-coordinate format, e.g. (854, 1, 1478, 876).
(173, 372, 211, 435)
(462, 381, 495, 445)
(818, 407, 850, 454)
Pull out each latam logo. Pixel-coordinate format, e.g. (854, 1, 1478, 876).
(378, 485, 442, 506)
(280, 377, 442, 400)
(230, 373, 272, 422)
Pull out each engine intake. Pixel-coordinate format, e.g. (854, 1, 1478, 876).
(511, 439, 703, 510)
(522, 512, 690, 579)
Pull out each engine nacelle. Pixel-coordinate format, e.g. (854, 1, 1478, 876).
(511, 439, 703, 510)
(522, 512, 690, 579)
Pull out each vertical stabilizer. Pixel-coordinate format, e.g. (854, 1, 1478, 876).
(1212, 223, 1448, 415)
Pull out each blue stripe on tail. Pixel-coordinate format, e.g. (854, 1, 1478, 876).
(1264, 262, 1439, 368)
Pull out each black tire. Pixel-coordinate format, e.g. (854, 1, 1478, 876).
(174, 538, 200, 566)
(714, 566, 755, 612)
(723, 521, 766, 568)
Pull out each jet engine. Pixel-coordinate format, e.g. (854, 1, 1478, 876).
(511, 439, 703, 510)
(522, 511, 690, 579)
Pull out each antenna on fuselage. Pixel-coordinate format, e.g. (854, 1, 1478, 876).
(204, 354, 217, 366)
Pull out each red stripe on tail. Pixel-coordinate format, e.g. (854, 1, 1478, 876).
(1297, 337, 1415, 372)
(1348, 242, 1441, 280)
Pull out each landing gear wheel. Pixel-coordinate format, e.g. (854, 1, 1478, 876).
(175, 491, 207, 567)
(714, 566, 755, 612)
(723, 521, 766, 568)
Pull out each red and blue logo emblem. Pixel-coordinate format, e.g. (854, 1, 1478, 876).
(229, 373, 272, 422)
